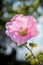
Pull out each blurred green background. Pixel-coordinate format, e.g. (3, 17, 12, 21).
(0, 0, 43, 29)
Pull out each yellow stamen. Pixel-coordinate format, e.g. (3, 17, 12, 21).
(18, 27, 27, 36)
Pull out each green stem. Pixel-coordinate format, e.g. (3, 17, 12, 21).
(24, 44, 36, 59)
(24, 44, 42, 65)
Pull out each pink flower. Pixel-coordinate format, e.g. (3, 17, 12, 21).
(5, 14, 39, 44)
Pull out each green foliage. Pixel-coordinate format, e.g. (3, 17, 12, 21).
(31, 58, 38, 65)
(32, 0, 40, 9)
(36, 52, 43, 62)
(25, 53, 32, 60)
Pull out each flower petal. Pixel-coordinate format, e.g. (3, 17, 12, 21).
(26, 16, 37, 29)
(5, 14, 39, 44)
(11, 14, 23, 21)
(30, 26, 39, 36)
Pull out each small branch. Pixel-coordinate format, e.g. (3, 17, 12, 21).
(24, 44, 36, 59)
(24, 43, 42, 65)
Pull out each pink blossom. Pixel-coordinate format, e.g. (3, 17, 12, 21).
(5, 14, 39, 44)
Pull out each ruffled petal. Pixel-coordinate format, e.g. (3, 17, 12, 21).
(11, 14, 23, 21)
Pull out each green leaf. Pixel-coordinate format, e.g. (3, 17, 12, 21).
(36, 52, 43, 62)
(29, 42, 37, 48)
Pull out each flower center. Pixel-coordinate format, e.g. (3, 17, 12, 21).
(18, 27, 27, 36)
